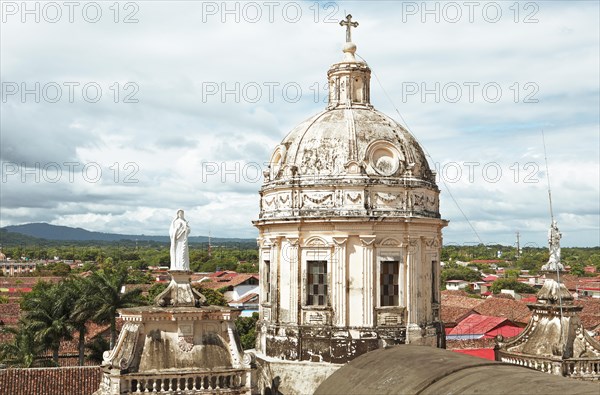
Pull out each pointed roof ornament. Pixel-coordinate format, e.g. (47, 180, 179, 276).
(339, 14, 359, 62)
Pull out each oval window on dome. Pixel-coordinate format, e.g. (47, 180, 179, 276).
(367, 141, 401, 176)
(373, 148, 396, 175)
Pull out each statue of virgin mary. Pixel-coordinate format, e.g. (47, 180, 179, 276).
(169, 209, 190, 271)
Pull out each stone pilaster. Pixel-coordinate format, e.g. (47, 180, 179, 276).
(406, 237, 421, 340)
(269, 237, 280, 323)
(287, 237, 299, 324)
(332, 237, 348, 327)
(360, 236, 376, 327)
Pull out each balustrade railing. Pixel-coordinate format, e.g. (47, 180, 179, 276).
(563, 359, 600, 379)
(499, 352, 600, 380)
(499, 354, 562, 375)
(121, 369, 247, 394)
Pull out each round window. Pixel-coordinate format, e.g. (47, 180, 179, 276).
(371, 146, 399, 176)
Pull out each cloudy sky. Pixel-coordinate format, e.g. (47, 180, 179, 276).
(1, 1, 598, 247)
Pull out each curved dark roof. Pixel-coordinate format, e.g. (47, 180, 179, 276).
(315, 345, 600, 395)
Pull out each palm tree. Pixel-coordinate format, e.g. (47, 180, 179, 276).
(20, 282, 75, 365)
(75, 269, 145, 349)
(66, 277, 93, 365)
(0, 323, 50, 368)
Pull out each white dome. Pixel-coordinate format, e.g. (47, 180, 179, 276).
(270, 107, 434, 183)
(257, 42, 440, 221)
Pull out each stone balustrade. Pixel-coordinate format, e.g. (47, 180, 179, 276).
(499, 352, 600, 380)
(121, 369, 248, 394)
(499, 354, 562, 375)
(563, 359, 600, 380)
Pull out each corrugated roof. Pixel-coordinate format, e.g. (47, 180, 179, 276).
(449, 314, 508, 336)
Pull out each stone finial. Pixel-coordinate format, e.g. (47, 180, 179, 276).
(536, 278, 572, 304)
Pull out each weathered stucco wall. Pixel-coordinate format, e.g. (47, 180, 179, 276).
(255, 354, 342, 395)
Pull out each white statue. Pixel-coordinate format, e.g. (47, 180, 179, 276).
(169, 209, 190, 271)
(542, 220, 563, 271)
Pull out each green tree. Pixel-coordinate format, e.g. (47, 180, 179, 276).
(191, 285, 227, 306)
(67, 278, 94, 365)
(21, 282, 75, 364)
(0, 323, 51, 368)
(75, 269, 145, 349)
(570, 263, 586, 277)
(490, 278, 538, 294)
(236, 262, 258, 273)
(235, 312, 258, 350)
(146, 282, 168, 303)
(86, 336, 110, 364)
(441, 263, 482, 283)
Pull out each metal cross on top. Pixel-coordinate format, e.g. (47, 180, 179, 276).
(339, 14, 358, 43)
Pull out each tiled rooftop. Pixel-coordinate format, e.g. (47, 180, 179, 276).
(0, 366, 101, 395)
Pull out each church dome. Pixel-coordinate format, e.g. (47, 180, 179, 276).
(258, 22, 440, 221)
(265, 39, 434, 187)
(271, 107, 433, 182)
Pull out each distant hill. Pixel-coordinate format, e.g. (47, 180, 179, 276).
(1, 223, 254, 244)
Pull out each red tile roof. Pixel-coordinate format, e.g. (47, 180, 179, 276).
(449, 314, 508, 336)
(0, 366, 101, 395)
(574, 299, 600, 331)
(472, 296, 532, 324)
(441, 291, 484, 310)
(196, 273, 259, 290)
(441, 306, 474, 326)
(0, 303, 21, 325)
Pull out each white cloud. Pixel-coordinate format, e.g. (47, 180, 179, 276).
(1, 1, 598, 246)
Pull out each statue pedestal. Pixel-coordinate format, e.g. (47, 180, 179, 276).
(95, 270, 256, 394)
(95, 305, 254, 394)
(155, 270, 206, 307)
(540, 269, 566, 282)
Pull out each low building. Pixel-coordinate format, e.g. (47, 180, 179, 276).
(576, 281, 600, 298)
(0, 261, 36, 276)
(195, 271, 259, 302)
(229, 293, 259, 317)
(446, 314, 523, 341)
(445, 279, 470, 291)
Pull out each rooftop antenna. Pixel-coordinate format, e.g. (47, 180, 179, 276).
(542, 130, 563, 320)
(208, 229, 212, 258)
(542, 130, 555, 222)
(515, 231, 520, 260)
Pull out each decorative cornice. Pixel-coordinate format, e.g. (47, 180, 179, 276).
(332, 236, 348, 246)
(359, 235, 376, 246)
